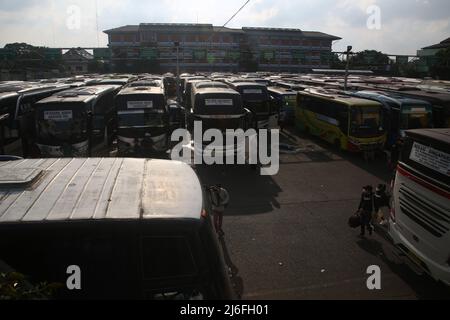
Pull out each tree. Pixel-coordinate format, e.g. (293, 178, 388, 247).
(430, 47, 450, 80)
(0, 271, 62, 300)
(351, 50, 390, 66)
(330, 53, 345, 69)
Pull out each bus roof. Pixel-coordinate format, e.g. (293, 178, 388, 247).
(300, 88, 382, 107)
(36, 85, 121, 104)
(406, 129, 450, 145)
(117, 86, 164, 96)
(232, 82, 267, 89)
(392, 89, 450, 104)
(268, 86, 297, 95)
(0, 158, 203, 224)
(353, 91, 432, 107)
(194, 87, 240, 96)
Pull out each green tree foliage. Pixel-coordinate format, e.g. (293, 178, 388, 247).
(330, 53, 345, 69)
(351, 50, 390, 66)
(431, 48, 450, 80)
(0, 272, 62, 300)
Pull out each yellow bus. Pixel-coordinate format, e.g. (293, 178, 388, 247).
(296, 88, 386, 152)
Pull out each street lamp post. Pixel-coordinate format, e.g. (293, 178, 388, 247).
(344, 45, 352, 91)
(175, 41, 180, 102)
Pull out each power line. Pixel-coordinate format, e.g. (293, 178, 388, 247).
(222, 0, 251, 28)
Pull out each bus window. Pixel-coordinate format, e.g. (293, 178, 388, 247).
(350, 106, 381, 137)
(400, 106, 432, 130)
(117, 110, 165, 128)
(336, 104, 349, 134)
(141, 236, 197, 280)
(36, 104, 87, 143)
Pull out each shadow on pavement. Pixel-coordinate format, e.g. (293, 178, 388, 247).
(195, 164, 282, 216)
(356, 236, 450, 300)
(284, 126, 393, 183)
(219, 236, 244, 299)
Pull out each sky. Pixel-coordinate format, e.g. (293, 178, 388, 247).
(0, 0, 449, 55)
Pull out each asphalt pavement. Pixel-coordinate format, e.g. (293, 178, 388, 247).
(195, 127, 450, 300)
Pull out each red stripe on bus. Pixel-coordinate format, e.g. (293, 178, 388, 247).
(397, 165, 450, 200)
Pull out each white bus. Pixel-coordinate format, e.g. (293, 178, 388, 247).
(389, 129, 450, 286)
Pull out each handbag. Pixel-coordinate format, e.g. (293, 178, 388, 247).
(348, 212, 361, 229)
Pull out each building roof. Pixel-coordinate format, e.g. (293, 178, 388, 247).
(0, 158, 203, 223)
(301, 31, 341, 40)
(243, 27, 302, 33)
(63, 48, 94, 60)
(422, 37, 450, 50)
(104, 23, 341, 40)
(104, 25, 140, 34)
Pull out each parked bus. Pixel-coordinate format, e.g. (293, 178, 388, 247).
(183, 78, 207, 110)
(388, 89, 450, 129)
(349, 91, 433, 149)
(34, 85, 121, 157)
(189, 87, 256, 163)
(189, 81, 229, 111)
(229, 82, 278, 130)
(296, 88, 386, 153)
(163, 74, 177, 98)
(389, 129, 450, 286)
(0, 82, 70, 157)
(114, 86, 175, 156)
(268, 87, 297, 126)
(0, 158, 236, 299)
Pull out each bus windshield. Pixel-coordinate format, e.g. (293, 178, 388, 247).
(118, 110, 165, 128)
(401, 137, 450, 185)
(400, 106, 432, 130)
(245, 101, 270, 114)
(37, 104, 87, 143)
(350, 106, 381, 137)
(283, 95, 297, 108)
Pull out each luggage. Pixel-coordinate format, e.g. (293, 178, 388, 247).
(372, 209, 384, 224)
(348, 213, 361, 229)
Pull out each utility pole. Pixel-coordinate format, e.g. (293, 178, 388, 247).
(175, 41, 181, 102)
(344, 45, 352, 91)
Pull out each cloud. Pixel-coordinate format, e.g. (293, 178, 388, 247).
(0, 0, 448, 55)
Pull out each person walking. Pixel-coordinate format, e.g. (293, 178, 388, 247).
(358, 185, 374, 237)
(209, 184, 230, 237)
(373, 184, 391, 226)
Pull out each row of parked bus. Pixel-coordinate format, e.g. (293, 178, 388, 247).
(0, 73, 185, 158)
(1, 72, 450, 160)
(176, 72, 449, 159)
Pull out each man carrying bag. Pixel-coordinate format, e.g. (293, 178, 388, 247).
(208, 185, 230, 237)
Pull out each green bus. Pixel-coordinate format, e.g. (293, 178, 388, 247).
(296, 88, 386, 152)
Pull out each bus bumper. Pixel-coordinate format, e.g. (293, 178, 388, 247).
(117, 134, 168, 154)
(389, 219, 450, 286)
(36, 141, 89, 157)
